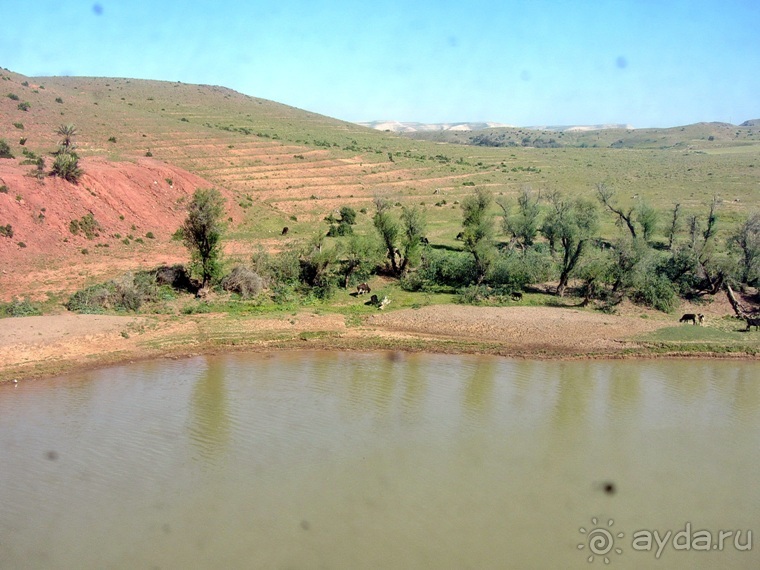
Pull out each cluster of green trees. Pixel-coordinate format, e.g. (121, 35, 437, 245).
(179, 189, 383, 301)
(181, 185, 759, 312)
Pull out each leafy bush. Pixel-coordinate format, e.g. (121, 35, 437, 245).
(630, 272, 678, 313)
(68, 213, 100, 239)
(65, 271, 164, 313)
(339, 206, 357, 225)
(0, 139, 13, 159)
(0, 224, 13, 238)
(487, 247, 555, 291)
(221, 266, 263, 298)
(55, 97, 63, 104)
(326, 206, 358, 237)
(659, 247, 702, 296)
(326, 221, 353, 236)
(65, 285, 113, 313)
(181, 302, 211, 315)
(0, 298, 42, 318)
(251, 246, 300, 286)
(6, 93, 19, 101)
(52, 151, 83, 182)
(17, 102, 30, 111)
(402, 249, 477, 292)
(456, 285, 511, 305)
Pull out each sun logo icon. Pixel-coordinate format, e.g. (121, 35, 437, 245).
(578, 517, 624, 564)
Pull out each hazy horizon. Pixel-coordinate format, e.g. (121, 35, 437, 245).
(2, 1, 758, 129)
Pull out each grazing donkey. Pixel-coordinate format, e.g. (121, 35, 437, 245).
(356, 283, 371, 295)
(679, 313, 704, 325)
(281, 226, 289, 235)
(745, 316, 760, 331)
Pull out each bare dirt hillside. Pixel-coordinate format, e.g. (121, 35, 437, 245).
(0, 157, 242, 300)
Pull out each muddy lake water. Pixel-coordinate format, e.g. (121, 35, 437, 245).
(1, 352, 758, 569)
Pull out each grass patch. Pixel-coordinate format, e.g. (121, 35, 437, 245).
(0, 298, 43, 318)
(635, 321, 760, 354)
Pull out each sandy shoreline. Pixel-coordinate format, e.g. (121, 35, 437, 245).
(1, 305, 757, 383)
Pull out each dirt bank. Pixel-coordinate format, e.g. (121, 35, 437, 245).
(367, 305, 663, 354)
(2, 304, 756, 383)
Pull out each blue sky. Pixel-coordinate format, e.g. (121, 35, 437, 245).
(1, 0, 758, 128)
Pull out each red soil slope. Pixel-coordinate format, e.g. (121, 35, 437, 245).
(0, 157, 238, 301)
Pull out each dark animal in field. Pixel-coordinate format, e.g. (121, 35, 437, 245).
(511, 291, 523, 301)
(281, 226, 289, 235)
(679, 313, 704, 325)
(455, 232, 464, 241)
(369, 294, 379, 305)
(420, 236, 429, 245)
(357, 283, 371, 295)
(745, 316, 760, 331)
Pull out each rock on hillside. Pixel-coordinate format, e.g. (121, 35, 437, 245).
(0, 156, 234, 261)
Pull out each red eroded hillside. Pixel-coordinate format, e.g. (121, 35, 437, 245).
(0, 156, 239, 301)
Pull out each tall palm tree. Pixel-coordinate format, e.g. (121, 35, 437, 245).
(56, 124, 77, 151)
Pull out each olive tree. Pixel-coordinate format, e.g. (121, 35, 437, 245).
(181, 188, 226, 287)
(728, 212, 760, 285)
(541, 192, 599, 296)
(373, 199, 426, 276)
(461, 188, 496, 283)
(498, 186, 542, 248)
(399, 205, 426, 273)
(373, 197, 401, 275)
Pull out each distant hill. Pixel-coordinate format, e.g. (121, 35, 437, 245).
(525, 124, 633, 132)
(358, 121, 635, 133)
(357, 121, 514, 133)
(400, 120, 760, 149)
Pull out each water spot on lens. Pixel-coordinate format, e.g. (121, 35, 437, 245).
(300, 519, 310, 530)
(45, 450, 59, 461)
